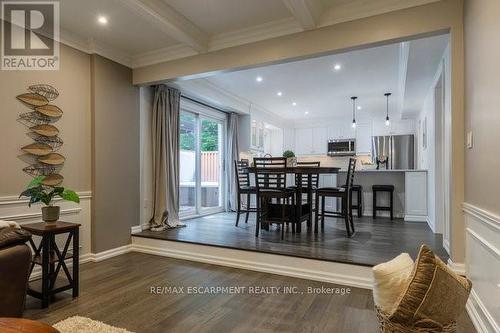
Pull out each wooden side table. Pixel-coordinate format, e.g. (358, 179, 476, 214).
(0, 318, 59, 333)
(21, 221, 81, 308)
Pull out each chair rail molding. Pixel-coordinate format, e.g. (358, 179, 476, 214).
(0, 191, 93, 264)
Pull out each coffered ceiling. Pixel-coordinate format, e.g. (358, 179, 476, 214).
(58, 0, 441, 68)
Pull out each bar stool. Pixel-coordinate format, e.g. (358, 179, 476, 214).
(372, 185, 394, 220)
(341, 184, 362, 217)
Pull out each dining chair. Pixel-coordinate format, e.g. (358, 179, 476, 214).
(290, 161, 320, 201)
(234, 160, 257, 226)
(314, 158, 356, 237)
(253, 157, 295, 239)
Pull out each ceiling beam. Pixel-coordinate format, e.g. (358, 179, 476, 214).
(122, 0, 208, 53)
(281, 0, 323, 30)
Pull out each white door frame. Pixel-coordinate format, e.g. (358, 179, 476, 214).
(180, 99, 227, 219)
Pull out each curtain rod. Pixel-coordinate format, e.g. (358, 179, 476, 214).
(181, 95, 228, 114)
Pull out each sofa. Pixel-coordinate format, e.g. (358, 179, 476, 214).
(0, 226, 32, 317)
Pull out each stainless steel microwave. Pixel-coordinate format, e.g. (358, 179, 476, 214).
(327, 139, 356, 156)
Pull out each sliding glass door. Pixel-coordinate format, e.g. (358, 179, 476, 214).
(179, 100, 226, 218)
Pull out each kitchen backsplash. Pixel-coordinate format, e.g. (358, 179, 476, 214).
(239, 152, 374, 171)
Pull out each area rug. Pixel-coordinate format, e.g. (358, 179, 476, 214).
(53, 316, 135, 333)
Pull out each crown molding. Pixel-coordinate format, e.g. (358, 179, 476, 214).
(59, 29, 134, 68)
(209, 17, 302, 52)
(88, 38, 133, 68)
(318, 0, 441, 28)
(132, 44, 197, 68)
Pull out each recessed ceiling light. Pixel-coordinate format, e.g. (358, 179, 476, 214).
(305, 111, 309, 115)
(292, 102, 297, 106)
(256, 76, 263, 82)
(334, 64, 341, 71)
(98, 16, 108, 25)
(277, 91, 282, 97)
(357, 106, 362, 110)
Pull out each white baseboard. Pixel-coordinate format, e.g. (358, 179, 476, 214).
(131, 237, 373, 290)
(447, 258, 466, 276)
(131, 225, 142, 234)
(88, 245, 132, 262)
(362, 211, 405, 219)
(466, 288, 500, 333)
(404, 214, 428, 222)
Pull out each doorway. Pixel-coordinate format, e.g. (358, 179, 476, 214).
(179, 99, 226, 218)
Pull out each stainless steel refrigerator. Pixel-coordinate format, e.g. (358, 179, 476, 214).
(371, 135, 415, 170)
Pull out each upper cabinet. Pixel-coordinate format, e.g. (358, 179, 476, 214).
(312, 127, 327, 154)
(355, 123, 372, 154)
(292, 119, 416, 156)
(328, 121, 355, 140)
(295, 128, 313, 155)
(295, 127, 327, 155)
(373, 119, 415, 136)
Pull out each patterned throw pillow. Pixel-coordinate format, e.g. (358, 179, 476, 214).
(372, 253, 414, 313)
(389, 245, 472, 327)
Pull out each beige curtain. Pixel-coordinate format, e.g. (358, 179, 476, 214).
(149, 85, 183, 231)
(226, 113, 240, 211)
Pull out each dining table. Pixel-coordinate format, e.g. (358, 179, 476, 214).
(245, 166, 341, 232)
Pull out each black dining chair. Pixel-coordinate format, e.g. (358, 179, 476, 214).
(289, 161, 320, 194)
(287, 161, 320, 231)
(253, 157, 295, 240)
(314, 158, 356, 237)
(234, 160, 257, 226)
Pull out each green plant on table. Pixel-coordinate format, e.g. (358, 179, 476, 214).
(19, 176, 80, 207)
(282, 150, 295, 158)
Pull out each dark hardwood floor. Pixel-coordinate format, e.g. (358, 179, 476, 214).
(134, 212, 449, 267)
(25, 252, 475, 333)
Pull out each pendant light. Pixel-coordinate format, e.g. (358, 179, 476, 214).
(384, 92, 392, 126)
(351, 96, 357, 128)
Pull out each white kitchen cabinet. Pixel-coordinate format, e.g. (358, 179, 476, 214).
(391, 119, 415, 135)
(405, 171, 428, 221)
(355, 123, 372, 154)
(344, 123, 356, 139)
(295, 128, 313, 155)
(251, 120, 265, 151)
(328, 121, 355, 140)
(372, 120, 391, 136)
(373, 119, 415, 136)
(283, 127, 295, 152)
(328, 123, 341, 139)
(311, 127, 327, 154)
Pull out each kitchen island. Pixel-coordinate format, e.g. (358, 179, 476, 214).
(337, 169, 428, 222)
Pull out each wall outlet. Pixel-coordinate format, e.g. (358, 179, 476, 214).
(466, 131, 473, 149)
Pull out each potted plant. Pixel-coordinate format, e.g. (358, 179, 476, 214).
(283, 150, 297, 167)
(19, 176, 80, 223)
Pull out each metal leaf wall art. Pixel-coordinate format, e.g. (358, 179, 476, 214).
(17, 85, 65, 186)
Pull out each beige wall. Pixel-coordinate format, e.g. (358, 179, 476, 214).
(464, 0, 500, 216)
(0, 44, 91, 195)
(134, 0, 466, 262)
(91, 55, 140, 253)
